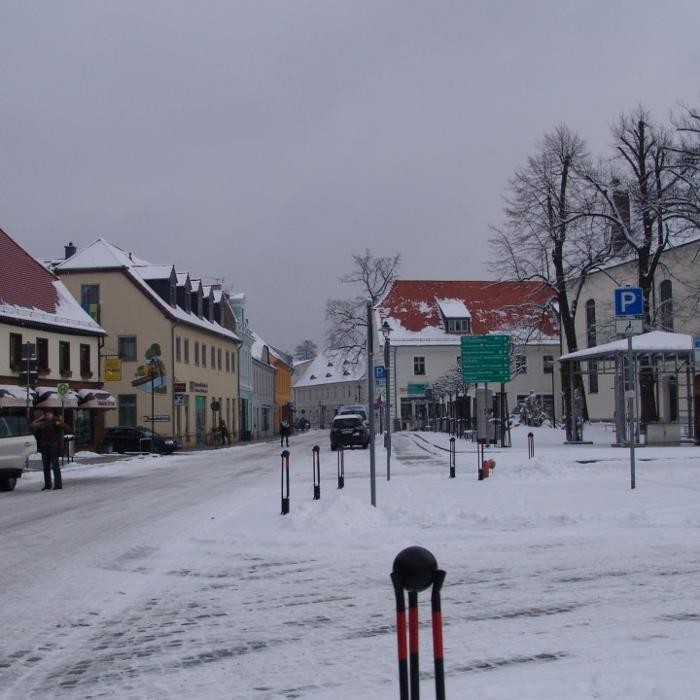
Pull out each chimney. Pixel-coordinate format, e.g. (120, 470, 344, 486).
(64, 241, 77, 259)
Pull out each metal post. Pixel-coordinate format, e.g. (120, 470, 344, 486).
(385, 330, 392, 480)
(337, 445, 344, 489)
(449, 437, 455, 478)
(281, 450, 290, 514)
(431, 570, 446, 700)
(477, 438, 485, 480)
(312, 445, 321, 500)
(150, 359, 156, 453)
(367, 302, 376, 507)
(628, 335, 636, 489)
(408, 591, 419, 698)
(528, 431, 534, 459)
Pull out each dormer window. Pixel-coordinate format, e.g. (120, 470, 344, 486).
(447, 318, 470, 333)
(169, 282, 176, 307)
(327, 361, 333, 367)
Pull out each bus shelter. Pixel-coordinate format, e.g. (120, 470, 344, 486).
(559, 331, 696, 446)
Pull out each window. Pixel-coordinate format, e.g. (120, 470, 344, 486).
(80, 344, 92, 377)
(217, 348, 222, 371)
(175, 336, 181, 363)
(231, 351, 236, 373)
(413, 356, 426, 376)
(118, 336, 137, 361)
(543, 355, 554, 374)
(659, 279, 673, 331)
(59, 341, 71, 375)
(447, 318, 470, 333)
(585, 300, 597, 347)
(35, 338, 49, 372)
(210, 345, 215, 369)
(118, 394, 137, 426)
(80, 284, 100, 321)
(225, 351, 230, 373)
(194, 342, 200, 366)
(515, 354, 527, 374)
(9, 333, 22, 370)
(184, 339, 190, 364)
(169, 282, 176, 307)
(585, 300, 598, 393)
(202, 343, 207, 367)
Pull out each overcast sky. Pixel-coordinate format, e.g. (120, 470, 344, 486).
(1, 1, 698, 353)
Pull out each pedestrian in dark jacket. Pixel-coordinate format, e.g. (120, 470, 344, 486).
(31, 409, 71, 490)
(280, 418, 290, 447)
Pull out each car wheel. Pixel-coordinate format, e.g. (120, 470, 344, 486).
(0, 477, 17, 492)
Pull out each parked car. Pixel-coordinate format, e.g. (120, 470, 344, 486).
(103, 426, 181, 454)
(0, 414, 35, 492)
(330, 414, 369, 450)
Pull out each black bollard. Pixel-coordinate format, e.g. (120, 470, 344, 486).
(281, 450, 290, 515)
(391, 546, 446, 700)
(312, 445, 321, 500)
(337, 444, 345, 489)
(528, 431, 534, 459)
(449, 437, 455, 478)
(477, 438, 486, 480)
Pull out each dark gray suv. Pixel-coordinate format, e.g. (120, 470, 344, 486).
(330, 414, 369, 450)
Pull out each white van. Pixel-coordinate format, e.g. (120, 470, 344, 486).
(0, 414, 35, 491)
(336, 404, 369, 423)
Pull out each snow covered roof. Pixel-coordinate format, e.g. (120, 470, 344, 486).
(294, 351, 366, 388)
(54, 238, 238, 342)
(0, 228, 105, 335)
(559, 330, 694, 362)
(56, 237, 149, 270)
(436, 297, 470, 318)
(376, 280, 558, 347)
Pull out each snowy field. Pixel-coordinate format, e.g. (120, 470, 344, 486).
(1, 424, 700, 699)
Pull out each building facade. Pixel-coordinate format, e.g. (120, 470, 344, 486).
(54, 239, 240, 448)
(1, 229, 108, 449)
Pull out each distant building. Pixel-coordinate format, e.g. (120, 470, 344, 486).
(375, 280, 559, 431)
(293, 351, 367, 429)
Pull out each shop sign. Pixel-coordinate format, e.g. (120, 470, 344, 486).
(189, 381, 208, 393)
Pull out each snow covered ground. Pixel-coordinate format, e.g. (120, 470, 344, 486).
(1, 425, 699, 699)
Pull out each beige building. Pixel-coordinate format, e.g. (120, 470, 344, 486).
(567, 238, 700, 433)
(54, 239, 240, 448)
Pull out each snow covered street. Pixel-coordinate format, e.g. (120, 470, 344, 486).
(1, 426, 700, 699)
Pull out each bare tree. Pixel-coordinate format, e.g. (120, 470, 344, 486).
(294, 339, 318, 361)
(489, 124, 608, 439)
(325, 249, 400, 358)
(583, 107, 692, 423)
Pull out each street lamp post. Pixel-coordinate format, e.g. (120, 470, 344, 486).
(382, 321, 392, 481)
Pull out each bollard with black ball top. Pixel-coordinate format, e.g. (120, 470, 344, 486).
(391, 546, 446, 700)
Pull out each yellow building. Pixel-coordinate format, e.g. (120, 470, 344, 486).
(54, 239, 240, 448)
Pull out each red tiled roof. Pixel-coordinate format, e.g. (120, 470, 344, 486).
(0, 228, 60, 312)
(378, 280, 557, 337)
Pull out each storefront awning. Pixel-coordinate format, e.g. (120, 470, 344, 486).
(77, 388, 117, 409)
(34, 386, 79, 409)
(0, 384, 35, 408)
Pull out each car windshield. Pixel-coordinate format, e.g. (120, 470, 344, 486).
(333, 418, 361, 429)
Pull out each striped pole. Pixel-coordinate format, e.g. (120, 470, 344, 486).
(391, 572, 409, 700)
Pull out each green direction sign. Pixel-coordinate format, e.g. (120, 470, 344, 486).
(461, 335, 511, 383)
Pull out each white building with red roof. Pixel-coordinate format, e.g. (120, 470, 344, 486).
(374, 280, 560, 432)
(1, 228, 108, 451)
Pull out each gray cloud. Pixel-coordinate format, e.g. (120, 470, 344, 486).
(1, 1, 698, 351)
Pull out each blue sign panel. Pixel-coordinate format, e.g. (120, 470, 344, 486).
(374, 365, 386, 380)
(614, 287, 643, 317)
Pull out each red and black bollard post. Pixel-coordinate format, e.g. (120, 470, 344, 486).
(281, 449, 290, 515)
(449, 437, 455, 478)
(391, 546, 446, 700)
(337, 444, 345, 489)
(312, 445, 321, 500)
(528, 431, 535, 459)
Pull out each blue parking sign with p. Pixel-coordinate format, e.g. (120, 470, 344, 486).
(614, 287, 643, 316)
